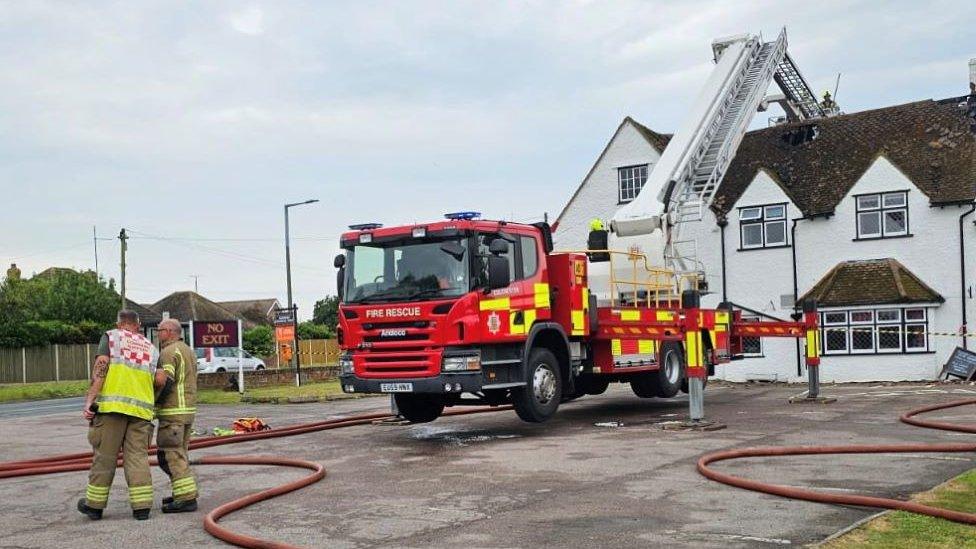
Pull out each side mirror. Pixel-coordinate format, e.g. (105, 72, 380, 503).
(488, 239, 509, 255)
(487, 256, 510, 290)
(333, 254, 346, 268)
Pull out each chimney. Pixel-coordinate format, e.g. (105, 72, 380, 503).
(970, 58, 976, 90)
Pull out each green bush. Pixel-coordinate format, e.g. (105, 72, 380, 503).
(297, 321, 333, 340)
(243, 325, 275, 357)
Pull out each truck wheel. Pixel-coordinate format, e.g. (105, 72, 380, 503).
(394, 394, 444, 423)
(512, 348, 562, 423)
(630, 342, 684, 398)
(585, 377, 611, 395)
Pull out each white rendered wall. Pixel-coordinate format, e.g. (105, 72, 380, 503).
(703, 156, 975, 382)
(553, 121, 662, 251)
(556, 127, 975, 382)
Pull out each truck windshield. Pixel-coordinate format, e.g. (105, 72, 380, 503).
(343, 238, 469, 303)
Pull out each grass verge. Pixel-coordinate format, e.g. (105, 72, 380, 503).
(0, 380, 90, 403)
(825, 468, 976, 548)
(197, 379, 348, 405)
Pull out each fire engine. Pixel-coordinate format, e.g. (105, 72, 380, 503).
(336, 30, 832, 423)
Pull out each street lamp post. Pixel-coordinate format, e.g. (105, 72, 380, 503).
(285, 199, 319, 386)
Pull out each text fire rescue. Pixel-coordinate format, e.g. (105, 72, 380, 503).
(365, 307, 421, 319)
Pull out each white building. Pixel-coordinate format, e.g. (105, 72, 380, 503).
(554, 96, 976, 382)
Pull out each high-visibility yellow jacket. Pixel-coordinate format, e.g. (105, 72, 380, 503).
(97, 329, 158, 421)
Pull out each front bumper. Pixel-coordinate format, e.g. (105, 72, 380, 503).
(339, 373, 483, 394)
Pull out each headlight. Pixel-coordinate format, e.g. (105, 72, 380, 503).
(339, 356, 354, 375)
(442, 354, 480, 372)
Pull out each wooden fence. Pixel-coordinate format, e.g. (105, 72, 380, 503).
(262, 339, 341, 369)
(0, 338, 341, 384)
(0, 344, 96, 384)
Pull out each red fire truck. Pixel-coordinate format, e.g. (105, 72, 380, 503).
(336, 31, 830, 423)
(335, 212, 820, 423)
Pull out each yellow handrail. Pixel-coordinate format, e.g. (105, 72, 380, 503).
(556, 249, 699, 308)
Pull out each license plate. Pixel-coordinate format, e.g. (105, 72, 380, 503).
(380, 383, 413, 393)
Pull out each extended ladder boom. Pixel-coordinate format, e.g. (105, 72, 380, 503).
(610, 28, 829, 274)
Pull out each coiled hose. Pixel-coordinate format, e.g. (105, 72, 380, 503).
(697, 397, 976, 525)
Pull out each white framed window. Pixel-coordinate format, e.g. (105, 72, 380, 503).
(740, 315, 764, 356)
(823, 312, 848, 354)
(855, 191, 909, 239)
(820, 307, 929, 355)
(739, 203, 789, 249)
(618, 165, 648, 203)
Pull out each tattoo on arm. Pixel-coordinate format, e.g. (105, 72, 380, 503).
(93, 358, 109, 379)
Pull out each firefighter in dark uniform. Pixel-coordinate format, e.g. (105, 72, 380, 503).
(77, 310, 163, 520)
(154, 318, 199, 512)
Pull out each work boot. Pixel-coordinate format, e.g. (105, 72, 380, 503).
(76, 499, 103, 521)
(162, 499, 198, 513)
(132, 508, 151, 520)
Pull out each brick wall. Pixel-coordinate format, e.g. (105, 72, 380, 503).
(197, 366, 340, 389)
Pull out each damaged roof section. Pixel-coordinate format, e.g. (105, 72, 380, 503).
(799, 258, 945, 308)
(711, 98, 976, 215)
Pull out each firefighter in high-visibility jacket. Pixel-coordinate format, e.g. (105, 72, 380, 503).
(78, 310, 163, 521)
(154, 318, 199, 512)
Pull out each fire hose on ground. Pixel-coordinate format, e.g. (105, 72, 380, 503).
(697, 397, 976, 525)
(0, 407, 505, 549)
(0, 400, 974, 547)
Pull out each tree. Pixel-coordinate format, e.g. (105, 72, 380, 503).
(0, 269, 119, 347)
(312, 295, 340, 328)
(297, 321, 332, 340)
(243, 326, 275, 357)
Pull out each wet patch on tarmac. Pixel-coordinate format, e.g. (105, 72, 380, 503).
(407, 425, 522, 446)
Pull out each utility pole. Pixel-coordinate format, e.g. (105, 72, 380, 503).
(93, 226, 99, 275)
(284, 199, 319, 386)
(119, 228, 128, 309)
(190, 275, 199, 293)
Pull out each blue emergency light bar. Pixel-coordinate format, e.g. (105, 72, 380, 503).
(348, 223, 383, 231)
(444, 211, 482, 221)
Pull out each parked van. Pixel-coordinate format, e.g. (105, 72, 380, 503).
(195, 347, 266, 374)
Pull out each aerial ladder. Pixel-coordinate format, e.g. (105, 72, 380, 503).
(610, 29, 832, 277)
(605, 28, 835, 419)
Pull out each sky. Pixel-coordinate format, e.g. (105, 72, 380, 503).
(1, 0, 974, 318)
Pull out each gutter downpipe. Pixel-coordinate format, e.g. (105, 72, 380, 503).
(791, 216, 807, 378)
(718, 217, 728, 302)
(959, 203, 976, 349)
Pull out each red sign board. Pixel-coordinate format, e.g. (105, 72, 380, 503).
(193, 320, 240, 348)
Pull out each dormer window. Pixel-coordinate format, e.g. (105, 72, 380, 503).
(855, 191, 909, 239)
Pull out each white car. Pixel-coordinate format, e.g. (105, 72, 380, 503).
(195, 347, 266, 374)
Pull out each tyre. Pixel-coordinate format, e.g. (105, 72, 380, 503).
(629, 342, 684, 398)
(584, 377, 611, 395)
(256, 365, 265, 371)
(512, 348, 563, 423)
(216, 367, 226, 373)
(394, 394, 445, 423)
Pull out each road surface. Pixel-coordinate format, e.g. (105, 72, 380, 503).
(0, 396, 86, 419)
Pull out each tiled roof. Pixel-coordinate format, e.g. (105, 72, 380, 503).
(217, 298, 280, 326)
(622, 97, 975, 217)
(799, 258, 944, 308)
(149, 291, 256, 329)
(711, 97, 976, 215)
(627, 117, 673, 153)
